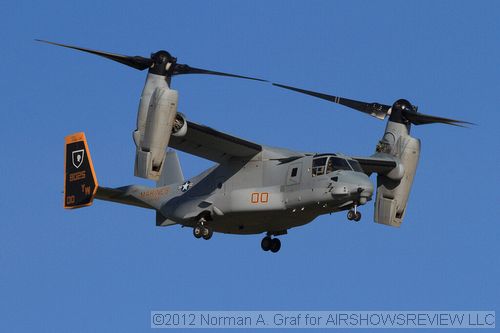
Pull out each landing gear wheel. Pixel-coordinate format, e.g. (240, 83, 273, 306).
(270, 238, 281, 253)
(261, 236, 272, 251)
(202, 227, 213, 240)
(354, 211, 361, 222)
(347, 210, 355, 220)
(193, 226, 203, 239)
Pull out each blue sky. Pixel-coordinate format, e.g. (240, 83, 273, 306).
(1, 0, 499, 331)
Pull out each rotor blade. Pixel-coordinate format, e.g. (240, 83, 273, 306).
(273, 83, 390, 120)
(35, 39, 153, 70)
(173, 64, 267, 82)
(403, 111, 475, 127)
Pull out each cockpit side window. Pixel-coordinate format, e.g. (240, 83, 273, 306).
(312, 157, 328, 176)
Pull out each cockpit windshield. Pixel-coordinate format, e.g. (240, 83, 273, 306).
(329, 157, 351, 171)
(312, 155, 363, 176)
(347, 160, 364, 172)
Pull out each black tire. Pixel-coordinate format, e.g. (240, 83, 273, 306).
(347, 210, 355, 220)
(261, 236, 272, 251)
(270, 238, 281, 253)
(354, 211, 361, 222)
(193, 226, 203, 238)
(202, 227, 213, 240)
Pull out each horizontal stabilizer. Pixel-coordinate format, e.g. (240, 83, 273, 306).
(95, 186, 155, 209)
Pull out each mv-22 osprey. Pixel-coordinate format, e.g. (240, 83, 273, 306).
(41, 40, 471, 253)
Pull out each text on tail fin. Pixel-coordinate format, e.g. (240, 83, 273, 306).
(64, 132, 98, 208)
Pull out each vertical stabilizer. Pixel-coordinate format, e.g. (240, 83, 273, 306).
(64, 132, 98, 208)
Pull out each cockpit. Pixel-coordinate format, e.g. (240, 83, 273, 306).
(311, 154, 364, 176)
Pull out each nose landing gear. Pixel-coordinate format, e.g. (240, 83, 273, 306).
(347, 205, 362, 222)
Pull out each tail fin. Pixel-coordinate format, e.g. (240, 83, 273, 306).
(64, 132, 98, 208)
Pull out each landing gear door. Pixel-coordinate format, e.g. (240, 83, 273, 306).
(286, 163, 302, 187)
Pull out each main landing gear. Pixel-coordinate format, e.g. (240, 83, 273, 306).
(193, 216, 213, 240)
(347, 205, 362, 222)
(261, 235, 281, 253)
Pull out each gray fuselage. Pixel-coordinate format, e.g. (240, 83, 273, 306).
(156, 147, 373, 235)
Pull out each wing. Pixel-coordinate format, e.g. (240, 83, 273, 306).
(169, 121, 262, 162)
(352, 155, 398, 175)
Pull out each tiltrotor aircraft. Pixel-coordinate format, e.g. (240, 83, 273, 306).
(40, 40, 471, 253)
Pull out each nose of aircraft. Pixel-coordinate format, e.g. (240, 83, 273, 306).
(351, 173, 374, 203)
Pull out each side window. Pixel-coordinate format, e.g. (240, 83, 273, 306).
(291, 167, 298, 177)
(312, 157, 327, 176)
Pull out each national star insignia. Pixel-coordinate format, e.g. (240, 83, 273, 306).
(179, 181, 192, 192)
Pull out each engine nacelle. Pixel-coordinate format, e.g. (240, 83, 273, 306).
(374, 121, 420, 227)
(133, 73, 178, 180)
(172, 112, 187, 137)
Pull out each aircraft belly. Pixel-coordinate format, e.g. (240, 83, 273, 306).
(210, 211, 317, 235)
